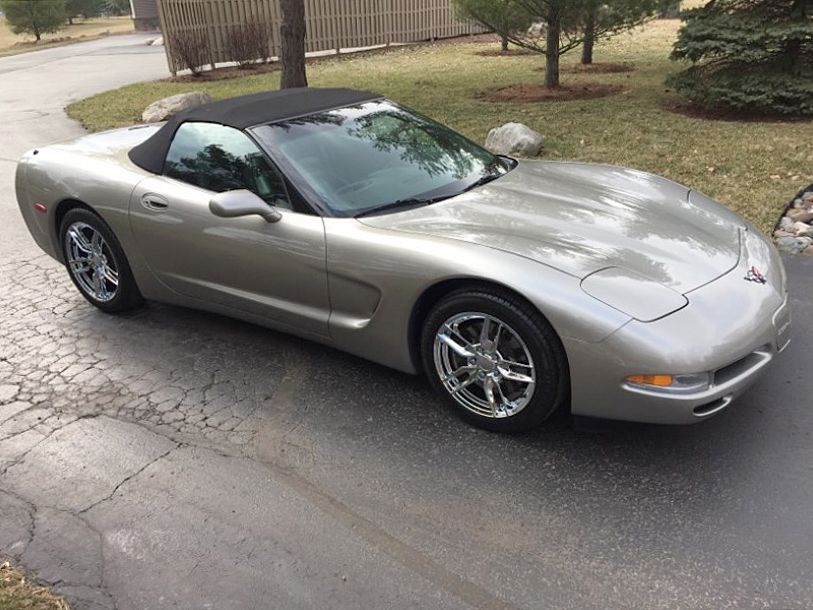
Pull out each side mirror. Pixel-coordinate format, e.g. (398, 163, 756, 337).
(209, 189, 282, 223)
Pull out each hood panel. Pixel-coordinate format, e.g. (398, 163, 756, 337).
(359, 162, 741, 293)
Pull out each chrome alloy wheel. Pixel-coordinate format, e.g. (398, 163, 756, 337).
(65, 221, 119, 303)
(433, 312, 536, 419)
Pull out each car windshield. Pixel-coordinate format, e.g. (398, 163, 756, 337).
(251, 101, 511, 217)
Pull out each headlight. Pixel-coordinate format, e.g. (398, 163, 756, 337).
(625, 372, 711, 394)
(580, 266, 688, 322)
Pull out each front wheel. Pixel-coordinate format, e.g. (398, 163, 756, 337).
(60, 208, 143, 313)
(421, 288, 568, 433)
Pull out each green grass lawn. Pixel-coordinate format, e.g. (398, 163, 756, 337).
(66, 19, 813, 233)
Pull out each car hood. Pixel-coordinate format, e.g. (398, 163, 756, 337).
(357, 162, 742, 293)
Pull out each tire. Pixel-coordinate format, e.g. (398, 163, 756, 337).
(420, 287, 568, 433)
(60, 207, 143, 313)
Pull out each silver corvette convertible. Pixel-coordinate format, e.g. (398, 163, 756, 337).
(16, 87, 790, 432)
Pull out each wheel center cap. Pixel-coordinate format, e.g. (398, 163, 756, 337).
(476, 353, 496, 371)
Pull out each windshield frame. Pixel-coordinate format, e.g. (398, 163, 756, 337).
(248, 101, 515, 218)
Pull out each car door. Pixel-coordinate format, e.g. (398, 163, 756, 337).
(128, 121, 330, 339)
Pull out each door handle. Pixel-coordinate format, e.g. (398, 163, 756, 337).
(141, 194, 169, 211)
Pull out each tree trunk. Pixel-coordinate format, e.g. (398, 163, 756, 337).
(33, 24, 41, 41)
(581, 12, 595, 64)
(500, 34, 509, 52)
(280, 0, 307, 89)
(544, 12, 561, 88)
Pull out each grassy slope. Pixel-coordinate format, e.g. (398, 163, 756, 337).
(66, 19, 813, 233)
(0, 16, 133, 56)
(0, 562, 68, 610)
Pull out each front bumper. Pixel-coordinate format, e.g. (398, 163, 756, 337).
(567, 236, 789, 424)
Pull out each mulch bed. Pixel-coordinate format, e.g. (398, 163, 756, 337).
(477, 82, 624, 103)
(167, 62, 280, 83)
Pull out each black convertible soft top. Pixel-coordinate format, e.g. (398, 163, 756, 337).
(128, 87, 381, 174)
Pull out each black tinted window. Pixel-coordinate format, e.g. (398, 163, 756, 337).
(164, 122, 290, 208)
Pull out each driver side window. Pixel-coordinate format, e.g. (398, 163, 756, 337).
(164, 122, 291, 209)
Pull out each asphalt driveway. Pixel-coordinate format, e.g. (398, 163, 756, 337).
(1, 35, 813, 610)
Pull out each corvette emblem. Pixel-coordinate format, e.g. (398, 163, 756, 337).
(744, 266, 767, 284)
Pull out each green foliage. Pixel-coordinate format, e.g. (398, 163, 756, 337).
(104, 0, 131, 15)
(66, 0, 104, 20)
(0, 0, 66, 40)
(453, 0, 533, 38)
(669, 0, 813, 115)
(455, 0, 657, 85)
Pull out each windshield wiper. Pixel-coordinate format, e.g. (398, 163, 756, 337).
(355, 195, 448, 218)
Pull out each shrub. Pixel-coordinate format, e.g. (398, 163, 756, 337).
(168, 30, 211, 76)
(668, 0, 813, 116)
(226, 21, 271, 68)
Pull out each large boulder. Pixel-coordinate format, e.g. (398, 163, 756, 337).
(142, 91, 213, 123)
(485, 123, 544, 158)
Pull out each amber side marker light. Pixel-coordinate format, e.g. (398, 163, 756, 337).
(627, 374, 673, 387)
(33, 203, 47, 213)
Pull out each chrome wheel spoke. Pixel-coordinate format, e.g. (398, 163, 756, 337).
(438, 325, 474, 358)
(68, 227, 93, 254)
(443, 364, 477, 384)
(483, 376, 498, 417)
(451, 373, 478, 393)
(102, 265, 119, 287)
(497, 366, 534, 385)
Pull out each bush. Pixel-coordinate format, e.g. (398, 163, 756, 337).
(668, 0, 813, 116)
(168, 30, 211, 76)
(226, 21, 270, 68)
(668, 63, 813, 116)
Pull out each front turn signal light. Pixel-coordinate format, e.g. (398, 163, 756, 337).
(627, 374, 673, 387)
(625, 372, 711, 394)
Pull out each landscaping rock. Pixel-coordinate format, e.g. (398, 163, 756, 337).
(804, 245, 813, 256)
(776, 235, 813, 255)
(779, 216, 795, 231)
(775, 185, 813, 254)
(485, 123, 544, 157)
(142, 91, 212, 123)
(792, 221, 812, 236)
(788, 209, 813, 223)
(150, 36, 164, 47)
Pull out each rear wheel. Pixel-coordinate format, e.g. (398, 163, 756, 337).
(421, 288, 568, 433)
(60, 208, 143, 313)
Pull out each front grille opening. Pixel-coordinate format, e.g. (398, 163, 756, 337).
(713, 347, 769, 386)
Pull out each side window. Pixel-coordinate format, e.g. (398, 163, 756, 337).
(164, 122, 291, 209)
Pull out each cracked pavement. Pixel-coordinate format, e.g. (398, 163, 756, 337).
(2, 35, 813, 610)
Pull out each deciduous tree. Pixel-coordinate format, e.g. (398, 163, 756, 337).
(280, 0, 307, 88)
(0, 0, 66, 42)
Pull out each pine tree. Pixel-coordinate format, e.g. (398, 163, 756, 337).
(66, 0, 104, 24)
(453, 0, 532, 52)
(668, 0, 813, 115)
(0, 0, 66, 41)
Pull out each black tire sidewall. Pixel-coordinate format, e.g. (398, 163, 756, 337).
(60, 208, 142, 313)
(420, 289, 568, 433)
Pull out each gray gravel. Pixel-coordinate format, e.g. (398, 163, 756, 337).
(2, 35, 813, 610)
